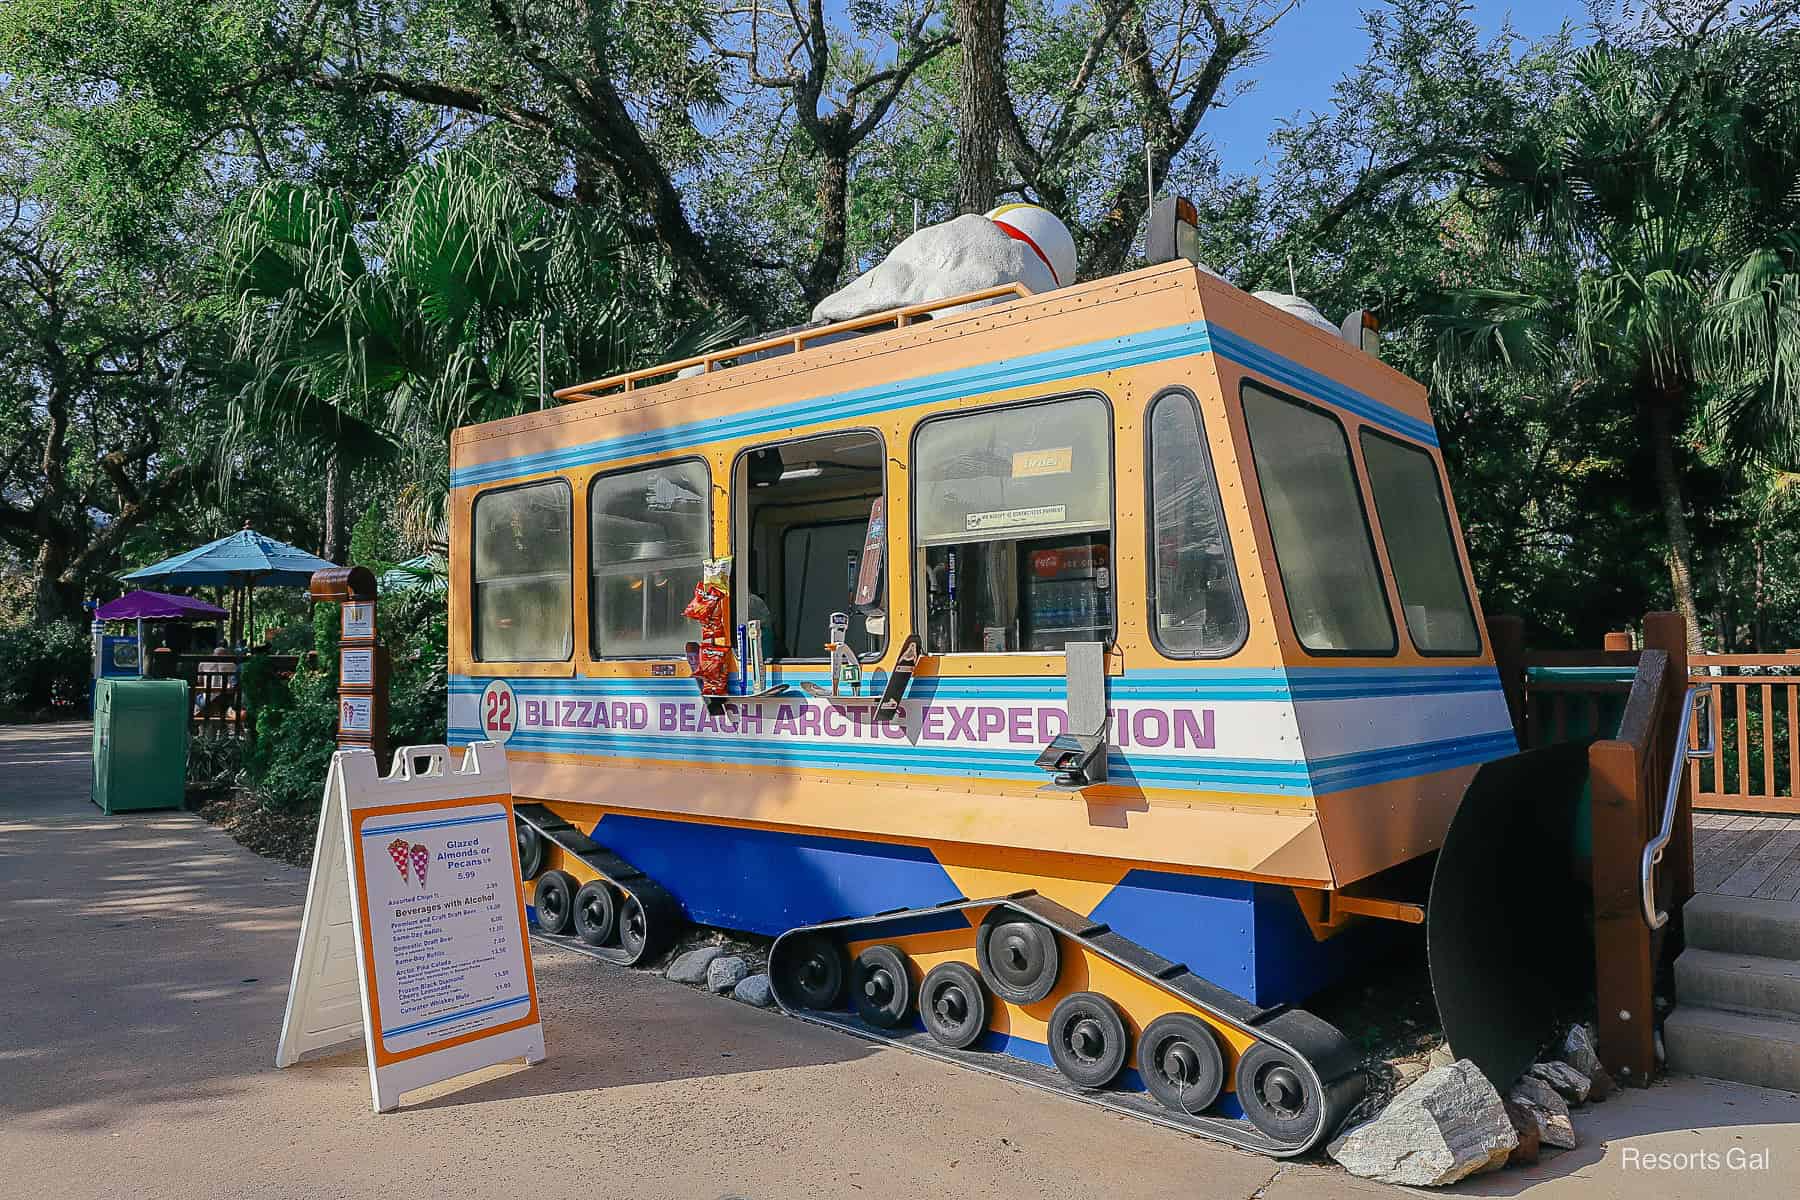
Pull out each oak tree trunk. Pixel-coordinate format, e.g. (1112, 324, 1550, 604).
(955, 0, 1007, 215)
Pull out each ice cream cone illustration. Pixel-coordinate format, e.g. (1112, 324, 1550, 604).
(410, 843, 429, 888)
(387, 838, 411, 883)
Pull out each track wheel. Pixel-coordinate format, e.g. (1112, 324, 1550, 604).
(976, 910, 1060, 1004)
(515, 818, 545, 880)
(781, 934, 848, 1010)
(572, 881, 619, 947)
(1047, 992, 1129, 1088)
(921, 962, 989, 1050)
(532, 870, 577, 935)
(850, 944, 914, 1028)
(1140, 1013, 1225, 1115)
(617, 893, 650, 961)
(1235, 1042, 1322, 1144)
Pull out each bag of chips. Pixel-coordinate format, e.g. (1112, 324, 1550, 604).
(696, 643, 731, 696)
(683, 556, 734, 631)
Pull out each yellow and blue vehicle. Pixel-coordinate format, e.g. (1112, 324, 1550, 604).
(445, 259, 1526, 1154)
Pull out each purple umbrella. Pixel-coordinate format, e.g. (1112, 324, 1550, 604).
(95, 590, 228, 678)
(95, 590, 228, 621)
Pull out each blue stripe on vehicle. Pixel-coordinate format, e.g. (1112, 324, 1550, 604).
(451, 319, 1436, 488)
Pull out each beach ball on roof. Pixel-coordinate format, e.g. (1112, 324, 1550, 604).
(986, 203, 1078, 289)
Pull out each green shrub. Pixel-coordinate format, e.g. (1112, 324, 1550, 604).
(188, 730, 246, 789)
(0, 618, 92, 711)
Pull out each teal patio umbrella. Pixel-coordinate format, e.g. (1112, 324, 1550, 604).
(124, 524, 336, 646)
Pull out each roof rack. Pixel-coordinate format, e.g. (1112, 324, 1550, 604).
(552, 281, 1034, 402)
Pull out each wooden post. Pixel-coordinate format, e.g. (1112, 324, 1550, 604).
(1487, 614, 1527, 747)
(1643, 612, 1694, 905)
(1590, 733, 1657, 1085)
(309, 566, 390, 768)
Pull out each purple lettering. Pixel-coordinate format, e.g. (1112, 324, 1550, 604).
(1038, 708, 1067, 741)
(946, 706, 980, 741)
(976, 707, 1005, 740)
(678, 703, 697, 733)
(1133, 709, 1170, 748)
(797, 705, 824, 736)
(1008, 708, 1032, 744)
(696, 704, 719, 734)
(630, 702, 650, 730)
(821, 706, 848, 737)
(523, 699, 543, 726)
(739, 704, 764, 734)
(659, 702, 679, 732)
(1175, 709, 1215, 750)
(921, 706, 946, 741)
(773, 704, 799, 736)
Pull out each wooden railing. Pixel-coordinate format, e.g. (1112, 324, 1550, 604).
(1687, 652, 1800, 815)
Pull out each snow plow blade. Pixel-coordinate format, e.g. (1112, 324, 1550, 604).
(1427, 740, 1594, 1087)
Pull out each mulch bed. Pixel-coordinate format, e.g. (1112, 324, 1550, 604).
(190, 786, 319, 867)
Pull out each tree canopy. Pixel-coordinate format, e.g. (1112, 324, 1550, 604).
(2, 0, 1798, 650)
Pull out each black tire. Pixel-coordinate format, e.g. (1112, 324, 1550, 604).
(1140, 1013, 1226, 1115)
(781, 934, 848, 1010)
(1235, 1042, 1322, 1144)
(921, 962, 989, 1049)
(532, 870, 577, 935)
(617, 893, 649, 961)
(976, 911, 1060, 1005)
(572, 881, 619, 946)
(515, 818, 545, 880)
(850, 944, 914, 1029)
(1047, 991, 1129, 1088)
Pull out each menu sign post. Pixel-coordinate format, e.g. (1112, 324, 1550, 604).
(276, 741, 544, 1111)
(310, 566, 391, 765)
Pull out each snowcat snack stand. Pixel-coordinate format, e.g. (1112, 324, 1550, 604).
(446, 261, 1579, 1155)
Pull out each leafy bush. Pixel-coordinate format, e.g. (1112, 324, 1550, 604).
(187, 730, 246, 790)
(0, 618, 92, 711)
(239, 586, 447, 811)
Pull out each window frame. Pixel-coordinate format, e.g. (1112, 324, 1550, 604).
(470, 476, 575, 665)
(728, 427, 889, 664)
(908, 389, 1118, 657)
(1238, 379, 1398, 659)
(1143, 385, 1249, 660)
(1357, 426, 1484, 658)
(585, 455, 713, 662)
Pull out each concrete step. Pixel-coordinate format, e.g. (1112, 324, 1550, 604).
(1675, 948, 1800, 1018)
(1664, 1006, 1800, 1092)
(1684, 893, 1800, 958)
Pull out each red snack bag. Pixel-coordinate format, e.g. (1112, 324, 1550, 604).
(683, 583, 722, 624)
(696, 644, 731, 695)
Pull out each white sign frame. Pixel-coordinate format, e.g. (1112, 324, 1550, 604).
(276, 742, 544, 1111)
(340, 646, 375, 687)
(341, 601, 376, 640)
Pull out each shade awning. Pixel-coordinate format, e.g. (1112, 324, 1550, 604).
(124, 528, 336, 588)
(95, 590, 229, 622)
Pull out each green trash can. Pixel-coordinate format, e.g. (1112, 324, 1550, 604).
(92, 678, 190, 812)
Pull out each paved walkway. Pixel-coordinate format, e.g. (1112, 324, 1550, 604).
(1, 722, 1797, 1199)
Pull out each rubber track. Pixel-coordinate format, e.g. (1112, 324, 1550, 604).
(514, 803, 684, 966)
(769, 892, 1366, 1156)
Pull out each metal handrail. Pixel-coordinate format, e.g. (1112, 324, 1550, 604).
(1643, 685, 1714, 929)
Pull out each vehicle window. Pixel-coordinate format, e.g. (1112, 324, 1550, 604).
(1360, 431, 1481, 655)
(1240, 382, 1395, 655)
(473, 480, 573, 662)
(1148, 389, 1246, 656)
(914, 395, 1113, 654)
(590, 460, 710, 658)
(735, 430, 886, 662)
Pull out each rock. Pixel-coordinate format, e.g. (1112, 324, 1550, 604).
(1508, 1076, 1578, 1151)
(707, 954, 750, 994)
(1327, 1059, 1517, 1186)
(666, 945, 724, 985)
(812, 214, 1058, 324)
(1528, 1060, 1591, 1105)
(1587, 1064, 1616, 1103)
(1502, 1100, 1542, 1166)
(1393, 1059, 1429, 1086)
(1561, 1024, 1603, 1078)
(1426, 1043, 1456, 1071)
(731, 972, 774, 1007)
